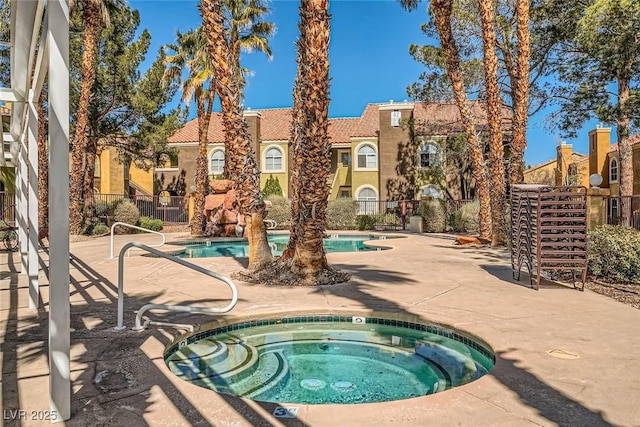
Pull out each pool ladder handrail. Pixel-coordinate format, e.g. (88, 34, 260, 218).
(114, 242, 238, 332)
(110, 221, 166, 259)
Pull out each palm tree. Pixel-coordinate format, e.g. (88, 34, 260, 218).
(400, 0, 491, 240)
(287, 0, 349, 282)
(223, 0, 275, 90)
(37, 93, 48, 230)
(200, 0, 273, 269)
(478, 0, 506, 246)
(69, 0, 123, 235)
(164, 28, 216, 235)
(508, 0, 530, 185)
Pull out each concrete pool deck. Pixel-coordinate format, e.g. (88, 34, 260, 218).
(1, 231, 638, 426)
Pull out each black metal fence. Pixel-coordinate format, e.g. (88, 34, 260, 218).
(0, 192, 15, 222)
(605, 195, 640, 231)
(92, 193, 189, 224)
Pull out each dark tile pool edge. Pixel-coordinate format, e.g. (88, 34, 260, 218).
(164, 311, 495, 365)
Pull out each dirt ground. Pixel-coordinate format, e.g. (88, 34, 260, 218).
(584, 280, 640, 310)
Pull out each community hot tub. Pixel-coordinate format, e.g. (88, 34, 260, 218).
(164, 313, 494, 404)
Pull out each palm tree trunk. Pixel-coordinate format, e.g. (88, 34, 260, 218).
(432, 0, 491, 240)
(479, 0, 506, 246)
(37, 93, 48, 228)
(70, 2, 100, 235)
(617, 75, 632, 224)
(83, 139, 97, 229)
(290, 0, 332, 278)
(191, 92, 214, 235)
(509, 0, 530, 185)
(201, 0, 272, 270)
(287, 1, 311, 254)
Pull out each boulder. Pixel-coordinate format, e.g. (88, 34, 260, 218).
(211, 179, 234, 194)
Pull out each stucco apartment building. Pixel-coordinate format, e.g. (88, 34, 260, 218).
(159, 101, 503, 205)
(524, 125, 640, 196)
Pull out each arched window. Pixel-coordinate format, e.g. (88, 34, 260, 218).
(356, 186, 378, 214)
(265, 147, 283, 171)
(209, 149, 225, 174)
(357, 144, 377, 169)
(610, 157, 619, 183)
(420, 185, 442, 199)
(419, 142, 439, 168)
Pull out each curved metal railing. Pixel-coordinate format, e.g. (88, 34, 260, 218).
(114, 242, 238, 332)
(110, 221, 165, 258)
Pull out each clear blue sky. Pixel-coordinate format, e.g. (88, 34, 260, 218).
(131, 0, 607, 166)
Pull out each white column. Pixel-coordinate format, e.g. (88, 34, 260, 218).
(19, 132, 28, 274)
(48, 0, 70, 421)
(28, 98, 39, 308)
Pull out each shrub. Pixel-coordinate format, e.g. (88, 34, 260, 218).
(91, 223, 109, 235)
(113, 200, 140, 234)
(588, 225, 640, 283)
(458, 200, 480, 234)
(139, 216, 163, 232)
(326, 198, 358, 229)
(263, 174, 283, 197)
(265, 195, 291, 229)
(417, 199, 447, 233)
(356, 214, 377, 231)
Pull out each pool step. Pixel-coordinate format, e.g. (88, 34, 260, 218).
(167, 338, 261, 390)
(241, 351, 290, 399)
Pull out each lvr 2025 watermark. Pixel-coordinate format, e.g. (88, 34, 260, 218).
(3, 409, 58, 421)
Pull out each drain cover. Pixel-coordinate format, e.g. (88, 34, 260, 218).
(301, 378, 327, 390)
(546, 349, 580, 359)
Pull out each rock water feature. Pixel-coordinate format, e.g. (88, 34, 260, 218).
(203, 179, 245, 237)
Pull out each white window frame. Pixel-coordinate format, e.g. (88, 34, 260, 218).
(609, 157, 619, 183)
(355, 185, 378, 215)
(419, 141, 440, 168)
(354, 142, 378, 171)
(263, 145, 285, 172)
(209, 148, 225, 175)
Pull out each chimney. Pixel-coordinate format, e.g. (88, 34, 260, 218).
(243, 109, 262, 157)
(556, 142, 573, 185)
(588, 126, 611, 186)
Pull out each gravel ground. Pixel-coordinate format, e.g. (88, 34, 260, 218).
(584, 280, 640, 310)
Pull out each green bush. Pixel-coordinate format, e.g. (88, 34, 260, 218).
(417, 199, 447, 233)
(458, 200, 480, 234)
(263, 174, 283, 197)
(113, 200, 140, 234)
(265, 195, 291, 229)
(356, 215, 377, 231)
(326, 198, 358, 230)
(588, 225, 640, 283)
(91, 223, 109, 235)
(139, 216, 163, 232)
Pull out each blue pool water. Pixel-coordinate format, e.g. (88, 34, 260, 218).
(176, 234, 395, 258)
(164, 315, 495, 404)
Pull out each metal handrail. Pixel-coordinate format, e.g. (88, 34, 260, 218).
(114, 242, 238, 332)
(110, 221, 165, 258)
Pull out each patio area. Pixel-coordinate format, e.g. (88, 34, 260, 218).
(1, 231, 638, 426)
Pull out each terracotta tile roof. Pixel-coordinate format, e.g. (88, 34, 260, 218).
(253, 108, 291, 140)
(328, 117, 360, 143)
(352, 104, 380, 138)
(167, 113, 226, 144)
(167, 101, 512, 144)
(169, 107, 360, 144)
(413, 101, 511, 134)
(609, 134, 640, 153)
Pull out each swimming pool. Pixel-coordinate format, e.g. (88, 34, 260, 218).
(175, 234, 397, 258)
(164, 314, 494, 404)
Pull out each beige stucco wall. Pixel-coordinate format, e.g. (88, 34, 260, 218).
(129, 163, 154, 195)
(259, 141, 288, 197)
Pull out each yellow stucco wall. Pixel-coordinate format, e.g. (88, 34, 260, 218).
(524, 162, 555, 185)
(129, 163, 154, 195)
(0, 167, 15, 191)
(259, 142, 288, 197)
